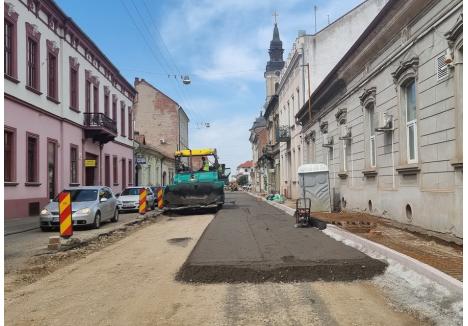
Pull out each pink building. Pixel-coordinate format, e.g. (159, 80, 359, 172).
(4, 0, 135, 218)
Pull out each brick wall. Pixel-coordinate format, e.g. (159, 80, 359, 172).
(134, 79, 181, 159)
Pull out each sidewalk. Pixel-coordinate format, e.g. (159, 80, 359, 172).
(250, 191, 463, 281)
(4, 216, 40, 235)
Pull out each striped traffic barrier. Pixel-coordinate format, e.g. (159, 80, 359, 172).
(139, 188, 147, 215)
(59, 191, 73, 238)
(157, 187, 164, 209)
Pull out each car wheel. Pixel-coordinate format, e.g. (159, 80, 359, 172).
(111, 209, 119, 222)
(93, 212, 101, 229)
(40, 226, 51, 232)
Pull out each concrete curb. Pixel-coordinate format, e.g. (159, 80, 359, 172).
(247, 191, 463, 295)
(324, 225, 463, 295)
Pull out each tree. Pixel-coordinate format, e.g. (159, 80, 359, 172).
(237, 174, 249, 186)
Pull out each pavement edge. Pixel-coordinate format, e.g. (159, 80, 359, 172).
(245, 191, 463, 295)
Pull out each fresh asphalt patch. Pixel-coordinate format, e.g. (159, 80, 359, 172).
(177, 192, 387, 283)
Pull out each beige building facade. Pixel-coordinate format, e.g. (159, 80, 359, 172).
(297, 0, 463, 238)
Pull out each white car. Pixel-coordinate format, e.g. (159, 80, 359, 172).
(116, 186, 156, 212)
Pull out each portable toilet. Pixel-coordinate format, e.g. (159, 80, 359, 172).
(297, 164, 331, 212)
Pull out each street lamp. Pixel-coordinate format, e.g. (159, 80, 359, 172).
(300, 63, 312, 122)
(167, 74, 191, 85)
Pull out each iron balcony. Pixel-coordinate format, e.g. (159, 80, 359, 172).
(83, 112, 118, 144)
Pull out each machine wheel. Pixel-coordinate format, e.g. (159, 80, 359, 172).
(93, 212, 101, 229)
(110, 209, 119, 222)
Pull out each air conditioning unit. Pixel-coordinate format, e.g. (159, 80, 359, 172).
(339, 126, 352, 141)
(322, 134, 334, 148)
(375, 112, 393, 132)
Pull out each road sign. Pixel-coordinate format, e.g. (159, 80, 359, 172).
(139, 188, 147, 215)
(58, 191, 73, 238)
(85, 159, 96, 167)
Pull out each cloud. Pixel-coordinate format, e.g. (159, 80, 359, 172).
(194, 45, 264, 81)
(189, 116, 253, 170)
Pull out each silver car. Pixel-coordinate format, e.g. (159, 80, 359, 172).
(116, 186, 156, 212)
(39, 186, 119, 231)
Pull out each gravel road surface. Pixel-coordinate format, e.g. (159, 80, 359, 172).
(5, 211, 427, 326)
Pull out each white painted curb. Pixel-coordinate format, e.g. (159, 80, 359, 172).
(247, 191, 463, 295)
(326, 224, 463, 295)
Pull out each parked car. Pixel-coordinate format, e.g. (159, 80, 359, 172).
(39, 186, 119, 231)
(116, 186, 156, 212)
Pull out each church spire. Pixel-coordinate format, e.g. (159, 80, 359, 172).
(266, 19, 284, 73)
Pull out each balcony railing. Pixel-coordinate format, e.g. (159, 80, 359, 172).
(83, 112, 117, 144)
(278, 125, 291, 142)
(83, 112, 117, 133)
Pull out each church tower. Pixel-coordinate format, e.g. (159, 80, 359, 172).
(264, 21, 285, 100)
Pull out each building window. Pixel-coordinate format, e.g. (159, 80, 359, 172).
(93, 85, 99, 113)
(85, 80, 91, 112)
(128, 110, 132, 139)
(367, 103, 376, 167)
(112, 96, 117, 121)
(105, 155, 110, 187)
(4, 20, 14, 77)
(120, 103, 126, 137)
(104, 93, 110, 117)
(405, 79, 417, 163)
(25, 22, 41, 91)
(122, 159, 127, 188)
(70, 145, 78, 184)
(69, 57, 79, 110)
(128, 159, 133, 185)
(47, 52, 57, 100)
(4, 8, 18, 79)
(26, 133, 39, 183)
(4, 128, 16, 182)
(113, 156, 118, 185)
(70, 67, 78, 109)
(26, 38, 38, 89)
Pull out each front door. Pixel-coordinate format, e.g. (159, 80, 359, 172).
(85, 153, 98, 186)
(47, 140, 57, 200)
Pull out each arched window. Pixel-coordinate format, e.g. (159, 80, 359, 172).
(392, 57, 419, 165)
(359, 87, 377, 170)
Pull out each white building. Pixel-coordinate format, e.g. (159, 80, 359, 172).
(4, 0, 135, 218)
(277, 0, 388, 199)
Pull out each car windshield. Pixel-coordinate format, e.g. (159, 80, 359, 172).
(53, 189, 98, 202)
(121, 188, 143, 196)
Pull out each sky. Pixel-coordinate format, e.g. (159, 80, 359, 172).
(55, 0, 363, 171)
